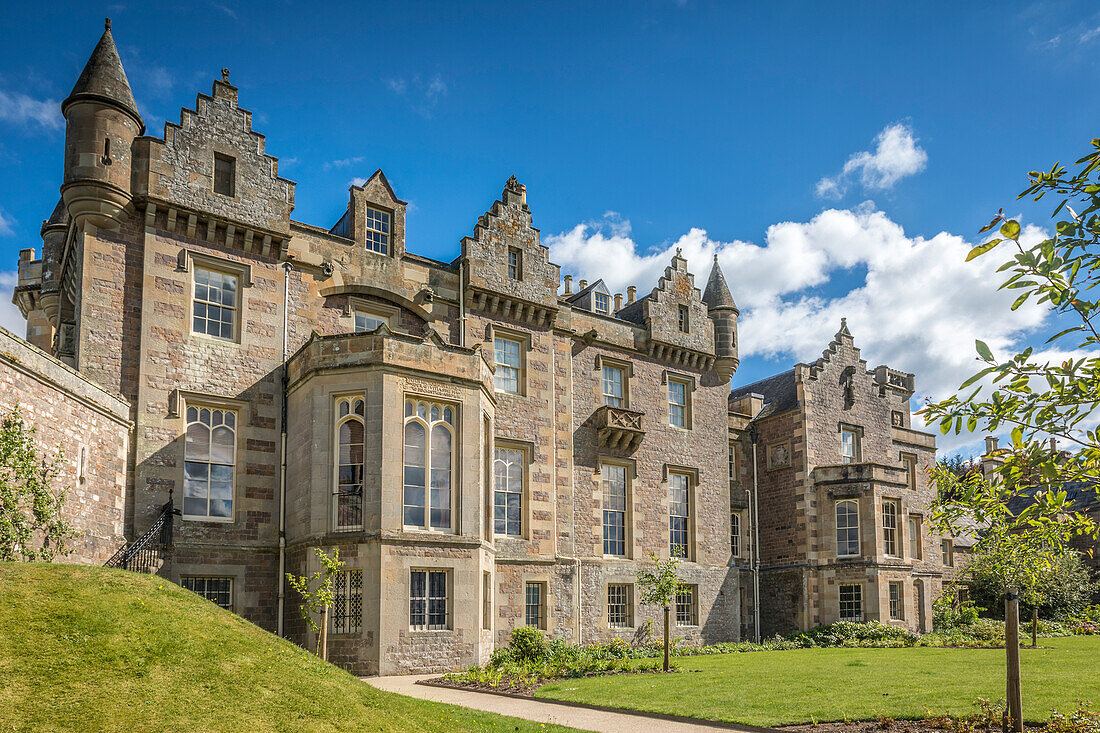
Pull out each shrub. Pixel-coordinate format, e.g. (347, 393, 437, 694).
(508, 626, 550, 663)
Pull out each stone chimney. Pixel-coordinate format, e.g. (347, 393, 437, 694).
(563, 275, 572, 295)
(614, 293, 623, 311)
(627, 286, 636, 303)
(579, 279, 587, 290)
(985, 436, 998, 454)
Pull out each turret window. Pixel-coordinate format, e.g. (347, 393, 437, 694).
(836, 499, 860, 557)
(403, 399, 455, 531)
(365, 206, 391, 255)
(213, 153, 235, 197)
(334, 396, 365, 531)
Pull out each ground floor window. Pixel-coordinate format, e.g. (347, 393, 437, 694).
(180, 576, 233, 611)
(889, 581, 904, 621)
(607, 584, 632, 628)
(839, 583, 862, 622)
(676, 584, 698, 626)
(525, 582, 546, 629)
(410, 569, 449, 630)
(332, 568, 363, 634)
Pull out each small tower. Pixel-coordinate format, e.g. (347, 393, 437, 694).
(703, 254, 739, 382)
(60, 18, 144, 228)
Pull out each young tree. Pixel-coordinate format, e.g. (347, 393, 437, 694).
(0, 406, 78, 562)
(921, 137, 1100, 732)
(636, 551, 682, 672)
(285, 548, 344, 661)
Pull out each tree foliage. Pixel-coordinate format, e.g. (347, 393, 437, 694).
(966, 549, 1098, 620)
(285, 547, 344, 636)
(636, 552, 683, 610)
(0, 405, 77, 562)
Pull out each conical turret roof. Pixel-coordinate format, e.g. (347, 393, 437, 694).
(702, 254, 737, 311)
(62, 18, 143, 133)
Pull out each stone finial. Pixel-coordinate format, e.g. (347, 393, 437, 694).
(676, 247, 683, 257)
(221, 67, 231, 82)
(505, 174, 520, 191)
(837, 317, 852, 337)
(105, 17, 112, 31)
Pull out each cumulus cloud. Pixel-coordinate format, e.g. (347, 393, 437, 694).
(816, 123, 928, 199)
(546, 206, 1070, 453)
(325, 156, 364, 171)
(0, 209, 13, 237)
(0, 89, 62, 130)
(0, 271, 25, 336)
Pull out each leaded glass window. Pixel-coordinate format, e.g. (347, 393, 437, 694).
(493, 447, 523, 536)
(403, 399, 455, 531)
(332, 569, 363, 634)
(334, 396, 365, 530)
(183, 406, 236, 519)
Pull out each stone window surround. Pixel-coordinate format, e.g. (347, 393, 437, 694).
(331, 567, 364, 635)
(730, 510, 742, 557)
(839, 423, 863, 464)
(675, 583, 699, 626)
(908, 514, 922, 560)
(900, 451, 917, 490)
(176, 248, 254, 346)
(605, 581, 635, 629)
(181, 574, 234, 611)
(175, 564, 242, 610)
(345, 297, 399, 334)
(839, 582, 863, 622)
(409, 566, 452, 632)
(597, 455, 637, 560)
(595, 354, 633, 408)
(482, 570, 492, 631)
(523, 575, 550, 630)
(212, 150, 236, 199)
(888, 580, 905, 621)
(835, 497, 861, 558)
(172, 390, 250, 524)
(402, 396, 458, 534)
(663, 463, 700, 562)
(487, 323, 532, 397)
(882, 498, 901, 558)
(507, 246, 522, 281)
(332, 392, 366, 532)
(662, 370, 696, 431)
(493, 438, 534, 540)
(363, 204, 393, 256)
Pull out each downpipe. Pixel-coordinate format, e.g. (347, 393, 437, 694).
(277, 262, 291, 637)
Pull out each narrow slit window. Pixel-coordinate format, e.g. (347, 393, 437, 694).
(213, 153, 235, 197)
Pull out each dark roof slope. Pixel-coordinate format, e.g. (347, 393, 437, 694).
(63, 19, 143, 132)
(1006, 481, 1100, 516)
(729, 368, 798, 418)
(702, 256, 737, 311)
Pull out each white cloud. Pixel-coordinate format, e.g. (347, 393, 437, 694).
(385, 73, 448, 118)
(325, 156, 364, 171)
(816, 123, 928, 199)
(0, 209, 13, 237)
(546, 206, 1067, 453)
(348, 177, 368, 188)
(0, 89, 62, 130)
(0, 271, 25, 336)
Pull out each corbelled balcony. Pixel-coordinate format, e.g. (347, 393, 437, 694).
(594, 404, 645, 452)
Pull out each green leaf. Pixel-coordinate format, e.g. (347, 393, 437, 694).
(966, 240, 1001, 262)
(975, 340, 994, 361)
(1000, 220, 1021, 239)
(1011, 292, 1030, 310)
(1011, 425, 1023, 445)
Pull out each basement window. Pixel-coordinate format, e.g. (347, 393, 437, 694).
(213, 153, 236, 197)
(181, 576, 233, 610)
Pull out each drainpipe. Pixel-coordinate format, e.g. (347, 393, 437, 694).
(749, 423, 761, 643)
(277, 261, 291, 637)
(459, 262, 466, 347)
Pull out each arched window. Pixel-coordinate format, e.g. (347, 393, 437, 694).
(183, 406, 236, 519)
(403, 399, 455, 531)
(334, 396, 365, 530)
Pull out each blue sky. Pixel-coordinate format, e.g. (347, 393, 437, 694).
(2, 1, 1099, 456)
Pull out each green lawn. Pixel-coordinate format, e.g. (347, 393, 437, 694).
(536, 637, 1100, 727)
(0, 563, 578, 733)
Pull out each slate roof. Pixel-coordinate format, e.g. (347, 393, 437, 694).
(63, 19, 143, 133)
(702, 256, 737, 311)
(729, 368, 798, 419)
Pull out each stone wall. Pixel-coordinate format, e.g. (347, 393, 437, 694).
(0, 326, 131, 564)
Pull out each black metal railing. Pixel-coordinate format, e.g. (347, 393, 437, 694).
(105, 492, 180, 573)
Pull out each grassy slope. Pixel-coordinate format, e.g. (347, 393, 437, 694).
(0, 563, 577, 733)
(537, 638, 1100, 726)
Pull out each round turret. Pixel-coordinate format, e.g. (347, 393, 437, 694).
(60, 18, 144, 229)
(702, 255, 739, 382)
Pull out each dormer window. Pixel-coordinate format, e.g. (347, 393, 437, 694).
(213, 153, 235, 197)
(678, 305, 689, 334)
(508, 247, 522, 280)
(365, 207, 391, 255)
(594, 292, 610, 314)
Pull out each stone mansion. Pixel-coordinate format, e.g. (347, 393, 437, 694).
(6, 21, 947, 674)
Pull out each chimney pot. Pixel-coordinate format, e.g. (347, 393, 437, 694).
(563, 275, 573, 295)
(614, 293, 623, 311)
(19, 248, 35, 262)
(627, 286, 636, 303)
(579, 279, 587, 290)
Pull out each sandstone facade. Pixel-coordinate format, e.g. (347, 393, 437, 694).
(12, 22, 745, 674)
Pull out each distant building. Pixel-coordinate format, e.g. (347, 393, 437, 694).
(728, 322, 945, 635)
